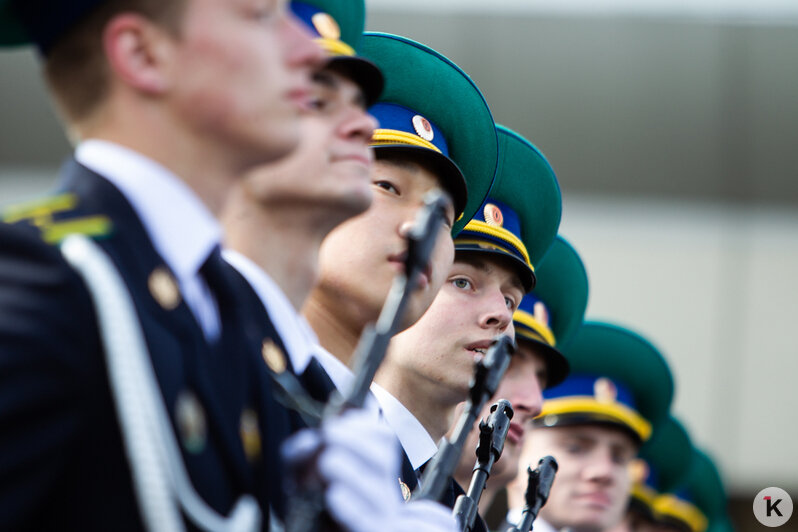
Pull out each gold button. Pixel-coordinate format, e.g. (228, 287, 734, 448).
(175, 390, 207, 454)
(148, 267, 181, 310)
(262, 339, 287, 374)
(240, 408, 262, 463)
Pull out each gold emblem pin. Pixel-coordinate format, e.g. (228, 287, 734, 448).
(412, 115, 435, 142)
(398, 479, 412, 502)
(312, 12, 341, 40)
(175, 391, 207, 454)
(533, 301, 550, 327)
(594, 377, 618, 404)
(262, 339, 287, 374)
(149, 267, 181, 310)
(542, 414, 559, 427)
(629, 458, 649, 484)
(240, 408, 262, 463)
(483, 203, 504, 227)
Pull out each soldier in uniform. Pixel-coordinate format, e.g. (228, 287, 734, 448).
(298, 30, 497, 470)
(218, 4, 468, 528)
(503, 322, 675, 532)
(0, 1, 324, 528)
(0, 1, 450, 530)
(451, 235, 589, 515)
(371, 125, 561, 517)
(221, 0, 383, 393)
(607, 416, 694, 532)
(646, 449, 732, 532)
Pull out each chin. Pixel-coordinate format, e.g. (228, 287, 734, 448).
(566, 510, 619, 532)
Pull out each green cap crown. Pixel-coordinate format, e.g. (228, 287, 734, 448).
(360, 32, 498, 235)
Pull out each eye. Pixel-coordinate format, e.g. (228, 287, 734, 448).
(563, 440, 587, 455)
(612, 447, 636, 466)
(504, 296, 517, 311)
(373, 180, 399, 195)
(306, 97, 327, 112)
(451, 277, 472, 290)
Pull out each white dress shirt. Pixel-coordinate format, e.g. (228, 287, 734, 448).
(76, 140, 222, 341)
(222, 249, 315, 373)
(370, 383, 439, 471)
(505, 512, 559, 532)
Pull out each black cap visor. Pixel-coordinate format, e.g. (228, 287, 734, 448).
(515, 336, 570, 389)
(454, 245, 536, 292)
(326, 55, 384, 108)
(374, 144, 468, 220)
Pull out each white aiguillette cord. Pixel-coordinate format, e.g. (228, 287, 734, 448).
(60, 234, 261, 532)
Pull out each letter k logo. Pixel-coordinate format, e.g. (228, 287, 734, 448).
(766, 496, 784, 517)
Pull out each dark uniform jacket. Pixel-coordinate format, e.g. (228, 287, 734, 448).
(0, 160, 291, 530)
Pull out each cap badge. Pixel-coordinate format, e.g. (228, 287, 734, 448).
(398, 479, 412, 501)
(149, 267, 181, 310)
(240, 408, 262, 463)
(262, 339, 287, 374)
(483, 203, 504, 227)
(594, 377, 618, 404)
(412, 115, 435, 141)
(629, 458, 650, 484)
(175, 390, 207, 454)
(542, 414, 559, 427)
(312, 12, 341, 40)
(533, 301, 550, 327)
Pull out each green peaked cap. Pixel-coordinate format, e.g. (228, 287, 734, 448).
(529, 235, 588, 347)
(455, 125, 562, 291)
(293, 0, 365, 53)
(513, 235, 588, 388)
(640, 416, 694, 493)
(359, 32, 498, 235)
(539, 321, 674, 443)
(290, 0, 383, 105)
(655, 448, 729, 532)
(492, 125, 562, 268)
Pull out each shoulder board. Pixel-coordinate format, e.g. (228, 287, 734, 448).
(3, 192, 113, 244)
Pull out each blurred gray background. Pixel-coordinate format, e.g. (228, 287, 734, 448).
(1, 0, 797, 528)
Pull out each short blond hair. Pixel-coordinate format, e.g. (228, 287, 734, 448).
(43, 0, 185, 124)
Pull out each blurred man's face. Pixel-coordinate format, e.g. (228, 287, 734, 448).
(239, 68, 377, 215)
(313, 158, 456, 330)
(167, 0, 324, 166)
(454, 341, 546, 488)
(517, 424, 638, 532)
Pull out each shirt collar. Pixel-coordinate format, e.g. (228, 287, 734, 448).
(223, 249, 315, 373)
(75, 139, 221, 281)
(370, 383, 438, 470)
(506, 513, 559, 532)
(312, 345, 382, 419)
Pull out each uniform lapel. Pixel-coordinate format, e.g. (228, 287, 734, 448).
(58, 161, 256, 499)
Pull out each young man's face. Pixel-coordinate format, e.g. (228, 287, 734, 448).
(487, 341, 547, 484)
(517, 424, 638, 532)
(453, 339, 546, 487)
(314, 158, 456, 329)
(167, 0, 324, 166)
(240, 68, 377, 214)
(386, 255, 524, 401)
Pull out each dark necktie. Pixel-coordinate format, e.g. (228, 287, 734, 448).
(199, 246, 231, 346)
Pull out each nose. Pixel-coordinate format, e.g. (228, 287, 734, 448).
(339, 107, 379, 144)
(478, 289, 513, 332)
(398, 219, 414, 238)
(510, 377, 544, 421)
(282, 10, 326, 69)
(583, 447, 615, 485)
